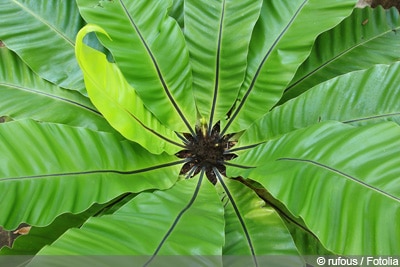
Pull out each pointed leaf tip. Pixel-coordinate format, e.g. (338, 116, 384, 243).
(75, 24, 184, 154)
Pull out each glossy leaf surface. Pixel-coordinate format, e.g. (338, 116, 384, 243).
(184, 0, 262, 128)
(229, 121, 400, 254)
(30, 176, 224, 266)
(1, 0, 399, 262)
(0, 120, 181, 229)
(0, 203, 108, 256)
(238, 61, 400, 146)
(75, 24, 184, 155)
(281, 6, 400, 103)
(223, 0, 356, 133)
(0, 0, 85, 91)
(217, 176, 302, 267)
(0, 46, 113, 132)
(76, 0, 196, 132)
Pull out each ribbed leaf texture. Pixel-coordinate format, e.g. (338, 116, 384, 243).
(217, 177, 303, 267)
(75, 24, 184, 155)
(0, 0, 399, 263)
(239, 61, 400, 146)
(228, 121, 400, 254)
(0, 120, 180, 229)
(184, 0, 262, 128)
(0, 0, 85, 91)
(223, 0, 355, 133)
(76, 0, 196, 132)
(29, 176, 224, 267)
(0, 46, 112, 132)
(281, 6, 400, 103)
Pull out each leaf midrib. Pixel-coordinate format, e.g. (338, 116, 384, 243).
(208, 0, 226, 134)
(0, 82, 100, 115)
(143, 172, 204, 266)
(0, 160, 186, 182)
(118, 0, 195, 136)
(343, 112, 400, 124)
(215, 169, 258, 266)
(79, 62, 185, 148)
(278, 157, 400, 202)
(285, 25, 400, 93)
(221, 0, 308, 136)
(12, 0, 75, 47)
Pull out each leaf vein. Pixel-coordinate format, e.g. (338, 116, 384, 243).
(118, 0, 195, 136)
(285, 25, 400, 94)
(1, 82, 101, 115)
(143, 171, 204, 266)
(342, 112, 400, 124)
(11, 0, 74, 46)
(215, 169, 258, 266)
(208, 0, 226, 133)
(278, 157, 400, 202)
(221, 0, 308, 136)
(0, 160, 186, 182)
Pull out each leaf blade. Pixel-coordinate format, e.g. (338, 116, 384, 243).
(229, 121, 400, 254)
(0, 46, 113, 132)
(0, 0, 85, 91)
(30, 175, 224, 266)
(76, 0, 196, 132)
(223, 0, 355, 134)
(216, 176, 302, 267)
(0, 203, 109, 256)
(184, 0, 262, 128)
(238, 61, 400, 146)
(281, 6, 400, 103)
(75, 24, 184, 155)
(0, 120, 181, 229)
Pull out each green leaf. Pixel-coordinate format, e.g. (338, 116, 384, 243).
(0, 46, 113, 132)
(0, 0, 85, 91)
(237, 178, 336, 258)
(75, 24, 184, 155)
(0, 202, 109, 256)
(169, 0, 184, 28)
(216, 176, 302, 267)
(184, 0, 262, 129)
(284, 219, 335, 259)
(238, 61, 400, 146)
(281, 6, 400, 104)
(31, 175, 224, 266)
(222, 0, 356, 134)
(228, 121, 400, 254)
(0, 120, 182, 230)
(76, 0, 196, 133)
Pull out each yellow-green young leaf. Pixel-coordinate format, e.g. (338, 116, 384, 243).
(0, 46, 113, 132)
(76, 0, 196, 133)
(75, 24, 184, 155)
